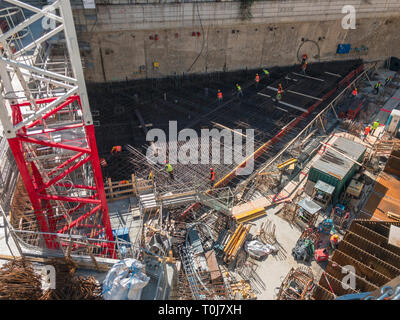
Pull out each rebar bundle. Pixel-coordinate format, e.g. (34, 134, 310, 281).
(0, 260, 43, 300)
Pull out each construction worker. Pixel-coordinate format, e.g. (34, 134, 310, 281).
(165, 162, 174, 180)
(330, 234, 339, 250)
(119, 180, 129, 185)
(148, 170, 154, 181)
(363, 125, 371, 141)
(217, 89, 223, 103)
(301, 53, 308, 65)
(209, 168, 215, 187)
(374, 81, 382, 94)
(255, 73, 260, 88)
(236, 83, 243, 97)
(352, 87, 358, 97)
(111, 145, 122, 154)
(100, 158, 107, 167)
(385, 76, 392, 86)
(263, 69, 270, 77)
(371, 120, 380, 136)
(276, 83, 283, 101)
(301, 61, 308, 75)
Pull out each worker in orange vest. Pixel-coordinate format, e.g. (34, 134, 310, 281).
(363, 125, 371, 141)
(276, 83, 283, 101)
(119, 180, 129, 184)
(111, 145, 122, 154)
(352, 87, 358, 97)
(209, 168, 215, 187)
(255, 73, 260, 88)
(100, 158, 107, 167)
(217, 89, 223, 103)
(301, 53, 308, 65)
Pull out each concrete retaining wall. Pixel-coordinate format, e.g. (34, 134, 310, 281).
(74, 0, 400, 82)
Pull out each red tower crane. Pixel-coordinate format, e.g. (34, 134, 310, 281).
(0, 0, 115, 257)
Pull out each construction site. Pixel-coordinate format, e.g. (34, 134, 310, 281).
(0, 0, 400, 301)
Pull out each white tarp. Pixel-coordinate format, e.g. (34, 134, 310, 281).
(102, 259, 150, 300)
(245, 240, 277, 258)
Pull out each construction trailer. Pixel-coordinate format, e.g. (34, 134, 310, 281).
(307, 136, 366, 204)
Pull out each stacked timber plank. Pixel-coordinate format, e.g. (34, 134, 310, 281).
(232, 197, 271, 223)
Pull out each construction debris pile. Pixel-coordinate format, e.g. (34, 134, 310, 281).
(0, 259, 102, 300)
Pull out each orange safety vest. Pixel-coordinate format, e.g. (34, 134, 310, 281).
(278, 88, 283, 95)
(111, 146, 122, 153)
(255, 75, 260, 82)
(100, 158, 107, 167)
(119, 180, 129, 184)
(352, 89, 357, 96)
(364, 127, 371, 135)
(210, 170, 215, 181)
(218, 91, 223, 99)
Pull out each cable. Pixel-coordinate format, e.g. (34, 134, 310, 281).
(186, 2, 205, 73)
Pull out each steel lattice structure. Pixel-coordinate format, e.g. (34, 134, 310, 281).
(0, 0, 115, 257)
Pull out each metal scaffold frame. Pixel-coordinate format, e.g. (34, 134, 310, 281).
(0, 0, 115, 257)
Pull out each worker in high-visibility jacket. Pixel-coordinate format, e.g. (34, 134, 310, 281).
(352, 88, 358, 97)
(276, 83, 283, 101)
(301, 53, 308, 65)
(111, 145, 122, 154)
(374, 81, 382, 94)
(209, 168, 215, 187)
(148, 170, 154, 181)
(119, 180, 129, 185)
(385, 76, 392, 86)
(363, 125, 371, 141)
(100, 158, 107, 167)
(371, 120, 380, 136)
(165, 162, 174, 180)
(217, 89, 223, 103)
(255, 73, 260, 88)
(236, 83, 243, 97)
(330, 234, 339, 250)
(263, 69, 270, 77)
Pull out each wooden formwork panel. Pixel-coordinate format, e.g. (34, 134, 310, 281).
(344, 231, 400, 269)
(326, 258, 378, 293)
(338, 240, 400, 279)
(331, 250, 390, 287)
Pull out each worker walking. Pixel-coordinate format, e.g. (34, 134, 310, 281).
(165, 162, 174, 180)
(374, 81, 382, 94)
(255, 73, 260, 89)
(217, 89, 223, 103)
(209, 167, 215, 187)
(111, 145, 122, 154)
(276, 83, 283, 101)
(371, 120, 380, 136)
(236, 83, 243, 97)
(363, 125, 371, 141)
